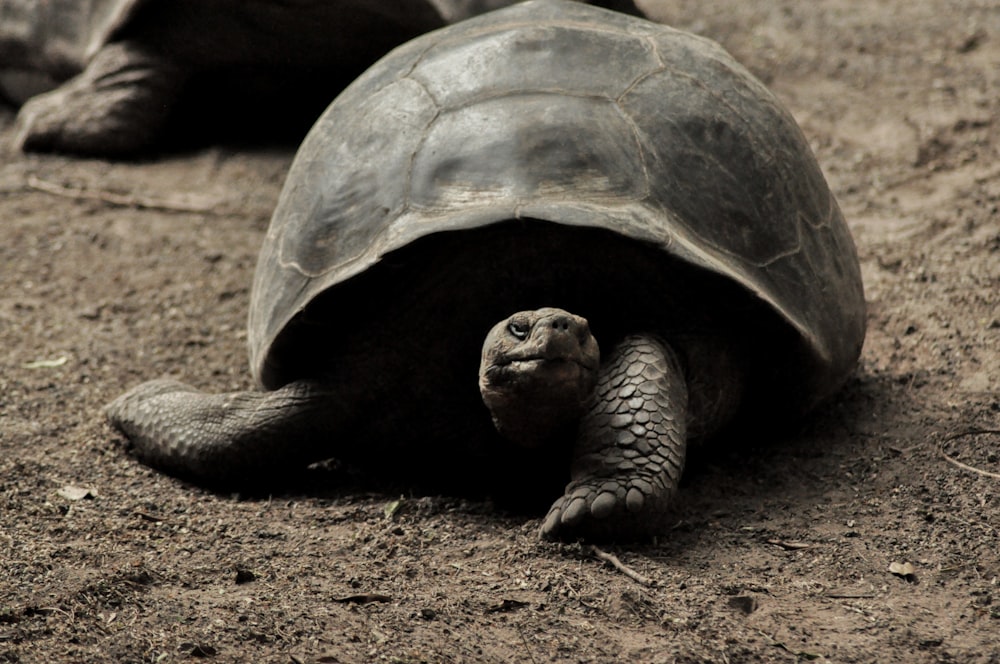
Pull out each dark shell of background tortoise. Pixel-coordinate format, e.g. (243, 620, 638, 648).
(248, 0, 866, 427)
(0, 0, 642, 150)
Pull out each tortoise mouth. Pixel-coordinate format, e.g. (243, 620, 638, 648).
(483, 356, 598, 394)
(479, 353, 599, 450)
(495, 355, 597, 372)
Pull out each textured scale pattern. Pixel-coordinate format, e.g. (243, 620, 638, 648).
(106, 378, 342, 485)
(541, 335, 687, 540)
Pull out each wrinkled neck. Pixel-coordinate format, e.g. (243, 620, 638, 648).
(479, 366, 594, 449)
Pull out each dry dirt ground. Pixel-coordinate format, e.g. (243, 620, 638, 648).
(1, 1, 998, 662)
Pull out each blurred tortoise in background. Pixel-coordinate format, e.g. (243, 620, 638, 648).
(107, 0, 865, 541)
(0, 0, 641, 156)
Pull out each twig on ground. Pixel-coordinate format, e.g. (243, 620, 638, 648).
(332, 593, 391, 605)
(25, 174, 222, 214)
(515, 623, 541, 664)
(824, 592, 877, 599)
(940, 429, 1000, 480)
(585, 545, 654, 587)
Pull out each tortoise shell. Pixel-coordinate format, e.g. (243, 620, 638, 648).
(248, 0, 865, 416)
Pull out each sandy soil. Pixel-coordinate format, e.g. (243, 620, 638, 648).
(1, 1, 998, 662)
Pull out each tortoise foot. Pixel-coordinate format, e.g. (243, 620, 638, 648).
(106, 379, 203, 460)
(540, 475, 671, 541)
(541, 335, 688, 541)
(107, 378, 346, 486)
(106, 378, 198, 423)
(14, 41, 184, 155)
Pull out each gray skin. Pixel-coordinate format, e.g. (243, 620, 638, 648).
(109, 305, 695, 540)
(106, 1, 866, 541)
(480, 309, 691, 534)
(0, 0, 641, 156)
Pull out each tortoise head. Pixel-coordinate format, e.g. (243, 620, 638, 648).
(479, 308, 600, 448)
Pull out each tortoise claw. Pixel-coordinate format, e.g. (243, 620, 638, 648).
(540, 478, 663, 541)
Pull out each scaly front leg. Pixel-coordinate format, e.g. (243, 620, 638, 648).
(541, 335, 687, 541)
(106, 378, 350, 487)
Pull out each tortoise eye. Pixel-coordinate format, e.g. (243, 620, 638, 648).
(507, 321, 529, 340)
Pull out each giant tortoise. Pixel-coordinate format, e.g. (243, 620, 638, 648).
(107, 0, 866, 541)
(0, 0, 640, 156)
